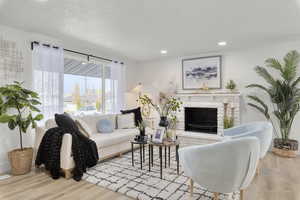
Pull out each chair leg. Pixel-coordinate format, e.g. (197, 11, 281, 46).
(189, 178, 194, 196)
(240, 190, 244, 200)
(213, 192, 219, 200)
(63, 169, 72, 179)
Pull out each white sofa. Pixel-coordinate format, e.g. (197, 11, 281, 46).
(34, 113, 143, 178)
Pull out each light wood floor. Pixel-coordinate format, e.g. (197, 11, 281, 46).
(0, 153, 299, 200)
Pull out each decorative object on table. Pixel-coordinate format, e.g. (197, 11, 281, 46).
(120, 107, 143, 126)
(153, 128, 165, 143)
(138, 93, 182, 139)
(137, 121, 147, 139)
(226, 80, 237, 92)
(0, 81, 43, 175)
(182, 55, 222, 90)
(246, 50, 300, 158)
(167, 114, 179, 141)
(223, 102, 234, 129)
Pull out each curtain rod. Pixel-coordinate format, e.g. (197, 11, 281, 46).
(30, 41, 124, 64)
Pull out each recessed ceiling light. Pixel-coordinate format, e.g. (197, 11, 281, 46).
(82, 62, 87, 65)
(160, 50, 167, 54)
(218, 41, 227, 46)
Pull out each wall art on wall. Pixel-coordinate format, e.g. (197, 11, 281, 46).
(182, 55, 221, 90)
(0, 36, 24, 86)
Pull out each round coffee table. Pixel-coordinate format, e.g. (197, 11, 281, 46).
(130, 139, 148, 170)
(148, 139, 180, 179)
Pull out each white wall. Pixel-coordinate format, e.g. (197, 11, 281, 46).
(133, 40, 300, 147)
(0, 24, 137, 173)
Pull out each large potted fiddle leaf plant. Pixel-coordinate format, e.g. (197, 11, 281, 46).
(247, 50, 300, 158)
(0, 81, 43, 175)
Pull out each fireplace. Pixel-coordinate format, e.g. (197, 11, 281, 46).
(184, 107, 218, 134)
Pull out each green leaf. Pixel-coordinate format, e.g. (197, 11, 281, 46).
(265, 58, 283, 72)
(246, 84, 271, 95)
(0, 114, 15, 123)
(34, 114, 43, 121)
(8, 119, 16, 130)
(255, 66, 276, 86)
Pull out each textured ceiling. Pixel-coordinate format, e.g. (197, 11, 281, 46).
(1, 0, 300, 61)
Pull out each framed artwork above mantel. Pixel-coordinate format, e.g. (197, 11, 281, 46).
(182, 55, 222, 90)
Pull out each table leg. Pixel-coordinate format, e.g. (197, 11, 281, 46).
(176, 144, 179, 175)
(151, 145, 154, 167)
(131, 143, 134, 167)
(143, 144, 145, 163)
(140, 144, 142, 170)
(165, 146, 167, 168)
(159, 146, 162, 179)
(168, 146, 170, 167)
(148, 145, 151, 172)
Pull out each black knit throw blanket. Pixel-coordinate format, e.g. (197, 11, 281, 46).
(35, 127, 99, 181)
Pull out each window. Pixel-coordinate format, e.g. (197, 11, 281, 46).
(63, 57, 119, 115)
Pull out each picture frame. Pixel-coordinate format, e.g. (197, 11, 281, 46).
(152, 128, 165, 143)
(182, 55, 222, 90)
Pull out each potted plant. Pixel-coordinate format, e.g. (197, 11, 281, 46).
(226, 80, 237, 92)
(0, 81, 43, 175)
(247, 50, 300, 157)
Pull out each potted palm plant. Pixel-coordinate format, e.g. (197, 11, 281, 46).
(0, 81, 43, 174)
(247, 50, 300, 157)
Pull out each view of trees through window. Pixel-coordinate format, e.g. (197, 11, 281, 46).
(63, 57, 115, 115)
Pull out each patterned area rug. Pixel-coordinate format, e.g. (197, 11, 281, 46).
(83, 148, 239, 200)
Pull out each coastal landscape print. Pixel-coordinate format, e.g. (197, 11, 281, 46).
(182, 56, 221, 89)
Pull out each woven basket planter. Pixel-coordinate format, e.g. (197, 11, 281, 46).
(8, 147, 33, 175)
(273, 138, 298, 158)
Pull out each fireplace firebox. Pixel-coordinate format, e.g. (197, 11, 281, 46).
(184, 107, 218, 134)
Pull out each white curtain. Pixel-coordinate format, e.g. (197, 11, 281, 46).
(32, 44, 64, 121)
(110, 62, 126, 113)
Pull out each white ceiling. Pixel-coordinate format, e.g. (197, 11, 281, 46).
(1, 0, 300, 61)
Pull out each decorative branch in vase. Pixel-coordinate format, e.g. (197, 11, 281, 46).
(138, 92, 182, 140)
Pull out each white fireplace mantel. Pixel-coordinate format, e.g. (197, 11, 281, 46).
(175, 90, 241, 138)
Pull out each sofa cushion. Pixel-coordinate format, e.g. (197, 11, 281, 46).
(120, 107, 142, 126)
(90, 128, 138, 148)
(76, 114, 116, 134)
(75, 119, 92, 138)
(117, 113, 136, 129)
(97, 119, 114, 133)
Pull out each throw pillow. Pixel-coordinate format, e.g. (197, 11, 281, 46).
(117, 113, 136, 129)
(120, 107, 142, 126)
(97, 119, 114, 133)
(55, 113, 79, 132)
(75, 119, 93, 138)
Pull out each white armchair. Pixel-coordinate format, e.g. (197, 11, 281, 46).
(179, 137, 260, 200)
(224, 122, 273, 159)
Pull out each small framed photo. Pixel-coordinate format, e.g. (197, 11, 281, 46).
(153, 128, 165, 143)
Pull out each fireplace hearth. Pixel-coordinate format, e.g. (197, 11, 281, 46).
(184, 107, 218, 134)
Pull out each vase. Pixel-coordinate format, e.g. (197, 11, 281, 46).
(159, 116, 169, 127)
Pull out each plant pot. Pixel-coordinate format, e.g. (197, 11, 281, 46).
(159, 116, 169, 127)
(8, 147, 33, 175)
(272, 138, 298, 158)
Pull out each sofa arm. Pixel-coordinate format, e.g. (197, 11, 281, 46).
(60, 133, 75, 170)
(34, 126, 46, 159)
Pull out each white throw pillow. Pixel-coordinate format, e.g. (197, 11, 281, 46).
(117, 113, 136, 129)
(75, 118, 93, 138)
